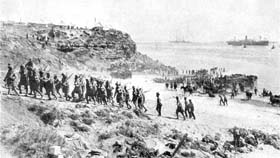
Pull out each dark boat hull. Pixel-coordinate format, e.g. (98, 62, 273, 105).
(227, 40, 269, 46)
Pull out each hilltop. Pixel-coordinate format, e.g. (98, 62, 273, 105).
(0, 21, 177, 78)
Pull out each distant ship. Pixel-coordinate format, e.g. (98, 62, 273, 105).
(169, 29, 192, 43)
(169, 40, 191, 43)
(227, 36, 269, 46)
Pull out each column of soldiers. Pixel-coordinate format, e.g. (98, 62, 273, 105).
(3, 60, 148, 112)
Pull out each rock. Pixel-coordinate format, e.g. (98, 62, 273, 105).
(121, 111, 134, 119)
(223, 141, 234, 152)
(49, 146, 61, 155)
(237, 147, 250, 153)
(245, 134, 258, 146)
(180, 149, 196, 157)
(165, 142, 176, 149)
(214, 133, 222, 141)
(40, 111, 57, 125)
(69, 114, 79, 120)
(202, 135, 214, 143)
(70, 121, 90, 132)
(161, 151, 172, 157)
(98, 132, 113, 141)
(113, 141, 123, 153)
(82, 118, 94, 125)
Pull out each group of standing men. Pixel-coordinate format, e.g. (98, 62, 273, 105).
(155, 92, 196, 120)
(3, 59, 148, 112)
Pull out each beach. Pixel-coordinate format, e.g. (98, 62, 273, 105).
(137, 42, 280, 94)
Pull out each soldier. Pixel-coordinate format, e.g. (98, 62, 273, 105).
(124, 86, 131, 109)
(105, 80, 113, 104)
(39, 70, 45, 93)
(72, 75, 82, 101)
(25, 58, 33, 69)
(165, 82, 169, 89)
(116, 88, 123, 107)
(223, 94, 228, 106)
(5, 67, 19, 96)
(114, 82, 120, 98)
(54, 75, 62, 98)
(61, 73, 71, 101)
(79, 75, 85, 100)
(96, 83, 102, 103)
(44, 73, 57, 100)
(85, 78, 95, 104)
(156, 92, 162, 116)
(132, 86, 138, 107)
(188, 99, 196, 120)
(18, 65, 28, 96)
(3, 64, 12, 87)
(100, 86, 107, 105)
(219, 95, 225, 106)
(138, 88, 147, 112)
(175, 96, 185, 120)
(184, 97, 189, 118)
(231, 90, 235, 99)
(174, 82, 177, 91)
(29, 69, 43, 98)
(254, 87, 258, 95)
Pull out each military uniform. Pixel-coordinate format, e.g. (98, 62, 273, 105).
(85, 80, 96, 104)
(6, 69, 19, 96)
(54, 77, 62, 98)
(72, 78, 82, 101)
(44, 76, 57, 100)
(29, 71, 42, 98)
(188, 101, 196, 120)
(18, 66, 28, 95)
(176, 100, 185, 120)
(124, 88, 131, 109)
(156, 94, 162, 116)
(61, 75, 71, 100)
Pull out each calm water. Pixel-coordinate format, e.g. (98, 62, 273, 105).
(137, 42, 280, 94)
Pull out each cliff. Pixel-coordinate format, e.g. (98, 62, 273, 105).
(0, 21, 178, 78)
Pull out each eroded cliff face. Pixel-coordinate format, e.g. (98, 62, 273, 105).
(0, 22, 178, 78)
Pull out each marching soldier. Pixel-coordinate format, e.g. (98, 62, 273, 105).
(175, 96, 185, 120)
(61, 73, 71, 101)
(18, 65, 28, 96)
(156, 92, 162, 116)
(54, 75, 62, 98)
(124, 86, 131, 109)
(5, 66, 19, 96)
(44, 73, 57, 100)
(29, 69, 43, 98)
(72, 75, 82, 101)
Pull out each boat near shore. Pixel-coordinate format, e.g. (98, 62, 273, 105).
(169, 40, 192, 44)
(227, 36, 269, 46)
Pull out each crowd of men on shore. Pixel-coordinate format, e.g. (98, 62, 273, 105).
(3, 59, 199, 120)
(3, 59, 148, 112)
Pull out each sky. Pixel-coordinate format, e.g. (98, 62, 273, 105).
(1, 0, 279, 42)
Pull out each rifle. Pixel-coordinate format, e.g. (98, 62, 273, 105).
(171, 133, 188, 157)
(66, 73, 73, 81)
(43, 65, 48, 72)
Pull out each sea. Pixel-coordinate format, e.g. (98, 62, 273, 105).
(137, 42, 280, 94)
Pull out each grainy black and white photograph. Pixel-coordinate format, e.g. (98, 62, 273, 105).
(0, 0, 280, 157)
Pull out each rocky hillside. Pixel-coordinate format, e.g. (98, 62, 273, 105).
(0, 21, 177, 78)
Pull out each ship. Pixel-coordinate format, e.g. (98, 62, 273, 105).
(227, 36, 269, 46)
(169, 29, 192, 43)
(169, 39, 191, 43)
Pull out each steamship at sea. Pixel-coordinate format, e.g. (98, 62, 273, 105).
(227, 36, 269, 46)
